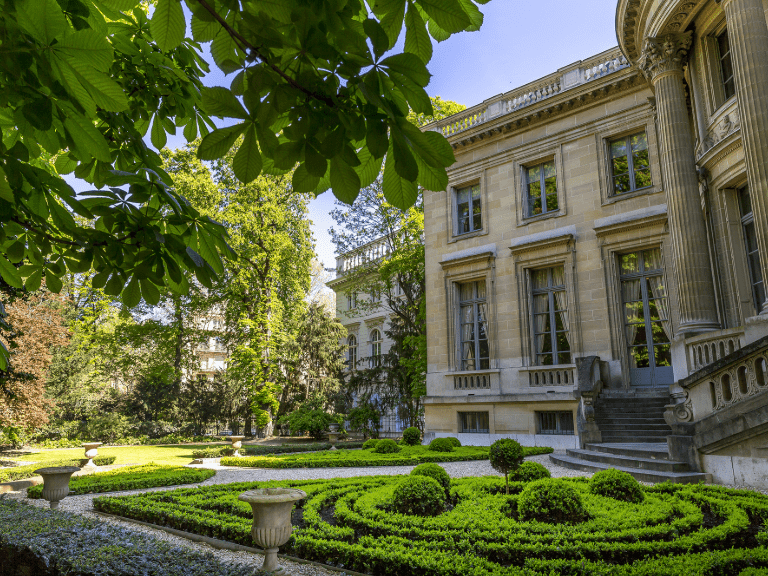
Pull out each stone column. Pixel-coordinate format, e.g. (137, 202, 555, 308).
(718, 0, 768, 314)
(639, 33, 720, 333)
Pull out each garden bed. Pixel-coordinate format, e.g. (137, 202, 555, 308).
(0, 456, 116, 483)
(26, 465, 215, 497)
(0, 500, 259, 576)
(93, 474, 768, 575)
(219, 446, 552, 469)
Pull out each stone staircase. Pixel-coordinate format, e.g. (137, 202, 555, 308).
(549, 394, 709, 483)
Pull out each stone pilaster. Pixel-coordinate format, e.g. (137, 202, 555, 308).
(639, 33, 720, 333)
(718, 0, 768, 314)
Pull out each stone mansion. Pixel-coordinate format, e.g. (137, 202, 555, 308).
(418, 0, 768, 486)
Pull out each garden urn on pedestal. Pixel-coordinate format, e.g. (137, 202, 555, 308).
(81, 442, 102, 468)
(229, 436, 245, 457)
(34, 466, 79, 509)
(327, 425, 340, 450)
(239, 488, 306, 573)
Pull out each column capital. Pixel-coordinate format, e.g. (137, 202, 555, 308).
(638, 32, 693, 82)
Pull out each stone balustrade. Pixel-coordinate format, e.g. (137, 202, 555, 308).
(336, 237, 391, 275)
(453, 373, 493, 390)
(427, 49, 629, 138)
(685, 328, 745, 373)
(525, 365, 576, 387)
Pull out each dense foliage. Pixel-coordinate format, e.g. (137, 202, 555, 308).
(0, 455, 114, 483)
(392, 475, 445, 516)
(589, 469, 645, 504)
(489, 438, 525, 494)
(192, 441, 365, 459)
(0, 501, 258, 576)
(517, 478, 587, 525)
(94, 475, 768, 575)
(401, 426, 421, 445)
(362, 438, 379, 450)
(509, 461, 550, 483)
(373, 438, 400, 453)
(428, 437, 454, 452)
(410, 462, 450, 495)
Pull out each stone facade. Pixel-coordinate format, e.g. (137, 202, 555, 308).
(421, 0, 768, 472)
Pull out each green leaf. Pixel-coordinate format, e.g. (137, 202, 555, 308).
(51, 57, 96, 118)
(24, 269, 42, 292)
(0, 167, 14, 203)
(98, 0, 140, 10)
(45, 271, 63, 293)
(354, 146, 384, 188)
(53, 30, 114, 72)
(427, 17, 450, 42)
(211, 27, 243, 74)
(191, 13, 219, 42)
(405, 2, 433, 63)
(292, 164, 320, 193)
(404, 125, 455, 168)
(304, 144, 328, 177)
(414, 150, 448, 191)
(246, 0, 292, 22)
(22, 99, 53, 131)
(379, 0, 406, 47)
(104, 274, 124, 296)
(0, 255, 22, 289)
(458, 0, 483, 31)
(364, 19, 389, 60)
(140, 277, 161, 306)
(383, 144, 418, 209)
(151, 115, 167, 149)
(197, 124, 246, 160)
(16, 0, 68, 44)
(366, 119, 389, 159)
(91, 269, 110, 289)
(64, 116, 111, 163)
(417, 0, 470, 34)
(183, 116, 198, 141)
(201, 87, 249, 119)
(380, 53, 431, 87)
(330, 156, 361, 204)
(122, 276, 141, 307)
(391, 130, 418, 181)
(151, 0, 186, 52)
(196, 231, 224, 275)
(232, 125, 262, 183)
(68, 65, 129, 112)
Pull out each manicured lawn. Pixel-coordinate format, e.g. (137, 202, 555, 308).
(5, 444, 223, 468)
(93, 475, 768, 576)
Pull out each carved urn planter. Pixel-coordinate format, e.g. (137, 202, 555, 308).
(327, 426, 341, 450)
(81, 442, 102, 468)
(239, 488, 306, 573)
(34, 466, 80, 509)
(229, 435, 245, 457)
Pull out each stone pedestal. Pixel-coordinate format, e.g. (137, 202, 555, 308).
(327, 432, 340, 450)
(639, 33, 720, 333)
(229, 436, 245, 457)
(81, 442, 102, 468)
(719, 0, 768, 315)
(35, 466, 80, 509)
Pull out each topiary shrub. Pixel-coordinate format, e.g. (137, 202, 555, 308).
(411, 463, 450, 495)
(428, 438, 455, 453)
(392, 475, 446, 516)
(401, 427, 421, 446)
(373, 439, 400, 453)
(589, 468, 645, 503)
(362, 439, 379, 450)
(489, 438, 525, 494)
(518, 478, 586, 524)
(511, 461, 551, 483)
(446, 437, 461, 448)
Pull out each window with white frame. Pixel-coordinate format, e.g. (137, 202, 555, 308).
(609, 132, 652, 196)
(531, 266, 571, 366)
(525, 159, 558, 217)
(347, 334, 357, 369)
(459, 280, 489, 371)
(455, 184, 482, 235)
(347, 291, 357, 310)
(370, 329, 382, 367)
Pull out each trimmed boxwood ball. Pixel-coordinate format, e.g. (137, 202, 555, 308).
(489, 438, 525, 494)
(447, 437, 461, 448)
(589, 468, 645, 503)
(392, 475, 446, 516)
(511, 461, 551, 483)
(362, 439, 379, 450)
(373, 439, 400, 453)
(410, 463, 450, 495)
(518, 478, 586, 524)
(401, 427, 421, 446)
(428, 438, 455, 452)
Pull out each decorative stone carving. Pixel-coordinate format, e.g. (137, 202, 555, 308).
(696, 109, 741, 159)
(664, 1, 699, 32)
(638, 32, 692, 81)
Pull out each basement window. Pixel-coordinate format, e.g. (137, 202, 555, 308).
(537, 411, 574, 435)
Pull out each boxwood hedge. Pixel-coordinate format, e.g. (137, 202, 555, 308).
(0, 455, 116, 483)
(27, 465, 214, 497)
(93, 473, 768, 575)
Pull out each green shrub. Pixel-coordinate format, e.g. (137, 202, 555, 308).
(446, 437, 461, 448)
(428, 438, 455, 453)
(191, 447, 227, 459)
(589, 468, 645, 504)
(363, 439, 379, 450)
(410, 463, 450, 495)
(510, 461, 550, 483)
(489, 438, 525, 494)
(401, 427, 421, 446)
(373, 439, 400, 453)
(392, 475, 445, 516)
(518, 478, 586, 524)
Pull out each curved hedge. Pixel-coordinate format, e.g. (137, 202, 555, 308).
(28, 465, 214, 497)
(93, 474, 768, 576)
(0, 455, 116, 483)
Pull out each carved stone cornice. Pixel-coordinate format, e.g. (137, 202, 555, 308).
(638, 32, 692, 82)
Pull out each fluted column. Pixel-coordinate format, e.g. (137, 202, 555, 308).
(639, 33, 720, 332)
(718, 0, 768, 314)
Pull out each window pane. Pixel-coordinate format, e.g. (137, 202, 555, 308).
(739, 186, 753, 217)
(555, 310, 568, 331)
(631, 132, 648, 152)
(536, 332, 553, 354)
(533, 312, 551, 335)
(745, 221, 759, 253)
(611, 139, 627, 160)
(620, 253, 640, 275)
(529, 194, 543, 216)
(476, 281, 486, 300)
(556, 331, 571, 352)
(471, 184, 481, 199)
(546, 192, 558, 212)
(629, 345, 650, 368)
(625, 300, 644, 324)
(479, 338, 489, 359)
(473, 197, 482, 231)
(558, 351, 572, 364)
(551, 266, 565, 287)
(460, 283, 474, 302)
(538, 353, 554, 366)
(650, 321, 670, 345)
(621, 278, 642, 302)
(613, 174, 631, 194)
(543, 160, 556, 179)
(642, 248, 662, 271)
(632, 147, 650, 169)
(533, 293, 549, 315)
(634, 168, 652, 189)
(654, 343, 672, 367)
(527, 164, 541, 185)
(532, 269, 549, 290)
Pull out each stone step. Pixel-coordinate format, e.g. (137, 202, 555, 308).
(598, 423, 672, 431)
(549, 454, 710, 484)
(601, 435, 671, 443)
(595, 417, 669, 425)
(565, 449, 688, 472)
(585, 442, 670, 460)
(594, 405, 669, 413)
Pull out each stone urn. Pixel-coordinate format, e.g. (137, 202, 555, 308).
(81, 442, 102, 468)
(327, 426, 341, 450)
(34, 466, 80, 509)
(229, 435, 245, 457)
(239, 488, 306, 573)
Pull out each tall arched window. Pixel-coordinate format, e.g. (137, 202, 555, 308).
(347, 335, 357, 370)
(370, 329, 382, 367)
